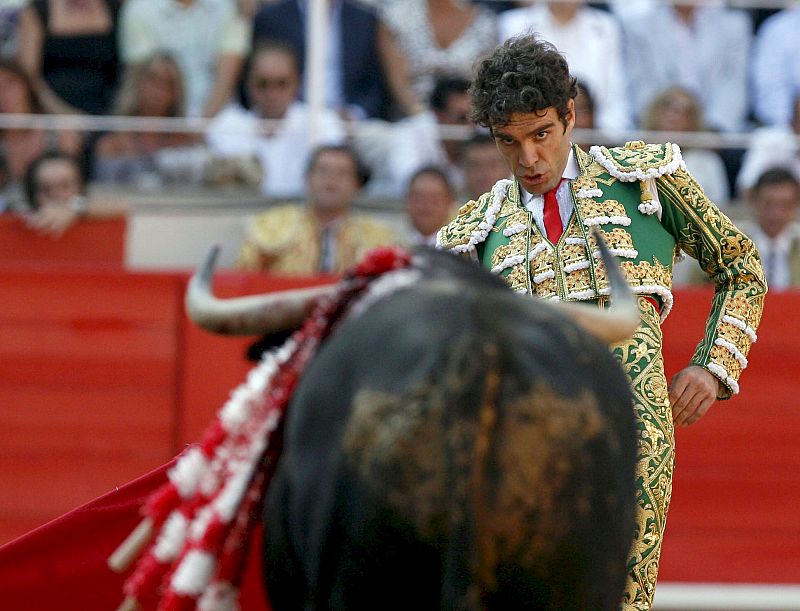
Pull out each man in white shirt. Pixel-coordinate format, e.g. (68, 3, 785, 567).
(620, 1, 752, 132)
(364, 77, 471, 198)
(751, 8, 800, 128)
(205, 41, 346, 199)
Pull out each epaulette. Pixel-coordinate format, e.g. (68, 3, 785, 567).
(436, 179, 512, 253)
(588, 141, 686, 183)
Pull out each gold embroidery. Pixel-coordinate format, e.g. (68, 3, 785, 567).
(491, 243, 519, 269)
(564, 268, 593, 296)
(506, 265, 529, 293)
(503, 210, 529, 229)
(572, 175, 599, 192)
(438, 193, 492, 249)
(612, 299, 673, 611)
(579, 198, 628, 220)
(499, 197, 523, 217)
(709, 344, 743, 380)
(622, 260, 673, 291)
(589, 227, 637, 253)
(595, 142, 678, 174)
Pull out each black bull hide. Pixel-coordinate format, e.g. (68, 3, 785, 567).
(261, 251, 637, 611)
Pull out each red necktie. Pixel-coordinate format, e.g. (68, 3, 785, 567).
(543, 179, 564, 243)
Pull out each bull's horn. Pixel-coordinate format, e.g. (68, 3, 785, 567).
(185, 246, 336, 335)
(551, 229, 639, 344)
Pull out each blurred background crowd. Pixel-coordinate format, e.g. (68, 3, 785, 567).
(0, 0, 799, 287)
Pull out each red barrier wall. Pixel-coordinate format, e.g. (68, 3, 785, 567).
(0, 216, 126, 266)
(0, 263, 797, 585)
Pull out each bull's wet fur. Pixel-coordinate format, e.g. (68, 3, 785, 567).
(262, 249, 637, 611)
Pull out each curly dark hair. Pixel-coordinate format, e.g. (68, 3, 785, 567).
(470, 35, 577, 129)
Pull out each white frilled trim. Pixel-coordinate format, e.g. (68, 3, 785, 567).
(503, 222, 527, 237)
(565, 237, 586, 246)
(592, 248, 638, 260)
(576, 187, 603, 198)
(589, 143, 687, 182)
(153, 512, 189, 562)
(529, 242, 549, 259)
(449, 179, 511, 253)
(533, 269, 555, 284)
(491, 254, 526, 274)
(722, 314, 758, 343)
(514, 287, 528, 294)
(568, 288, 597, 300)
(564, 260, 591, 273)
(707, 362, 740, 395)
(198, 582, 240, 611)
(172, 550, 216, 595)
(583, 215, 632, 227)
(715, 338, 749, 369)
(168, 447, 211, 499)
(638, 200, 661, 216)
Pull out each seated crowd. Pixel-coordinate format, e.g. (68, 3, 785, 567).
(1, 0, 799, 288)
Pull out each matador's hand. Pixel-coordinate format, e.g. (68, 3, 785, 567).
(669, 365, 721, 427)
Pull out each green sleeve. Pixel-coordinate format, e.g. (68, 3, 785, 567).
(657, 167, 767, 398)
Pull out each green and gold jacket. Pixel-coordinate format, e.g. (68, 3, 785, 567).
(437, 141, 766, 397)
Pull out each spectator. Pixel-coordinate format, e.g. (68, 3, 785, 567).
(119, 0, 251, 118)
(364, 76, 472, 198)
(0, 58, 81, 183)
(737, 94, 800, 197)
(253, 0, 391, 120)
(16, 0, 121, 115)
(743, 167, 800, 290)
(751, 7, 800, 128)
(621, 1, 752, 133)
(92, 52, 203, 187)
(206, 41, 346, 199)
(641, 86, 730, 207)
(0, 0, 26, 58)
(237, 144, 396, 275)
(21, 149, 127, 236)
(498, 0, 630, 132)
(404, 165, 455, 246)
(377, 0, 497, 116)
(460, 131, 508, 201)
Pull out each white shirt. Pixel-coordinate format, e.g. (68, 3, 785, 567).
(751, 8, 800, 128)
(621, 5, 752, 132)
(498, 4, 631, 131)
(205, 101, 346, 198)
(120, 0, 252, 117)
(736, 127, 800, 194)
(368, 111, 464, 198)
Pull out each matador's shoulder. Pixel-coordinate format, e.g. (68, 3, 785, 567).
(437, 179, 513, 253)
(588, 140, 687, 183)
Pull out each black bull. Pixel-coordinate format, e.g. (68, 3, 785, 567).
(251, 250, 637, 611)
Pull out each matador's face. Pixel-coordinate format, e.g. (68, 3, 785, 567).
(491, 100, 575, 196)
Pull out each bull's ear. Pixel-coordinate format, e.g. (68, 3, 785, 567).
(185, 246, 336, 335)
(550, 229, 639, 344)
